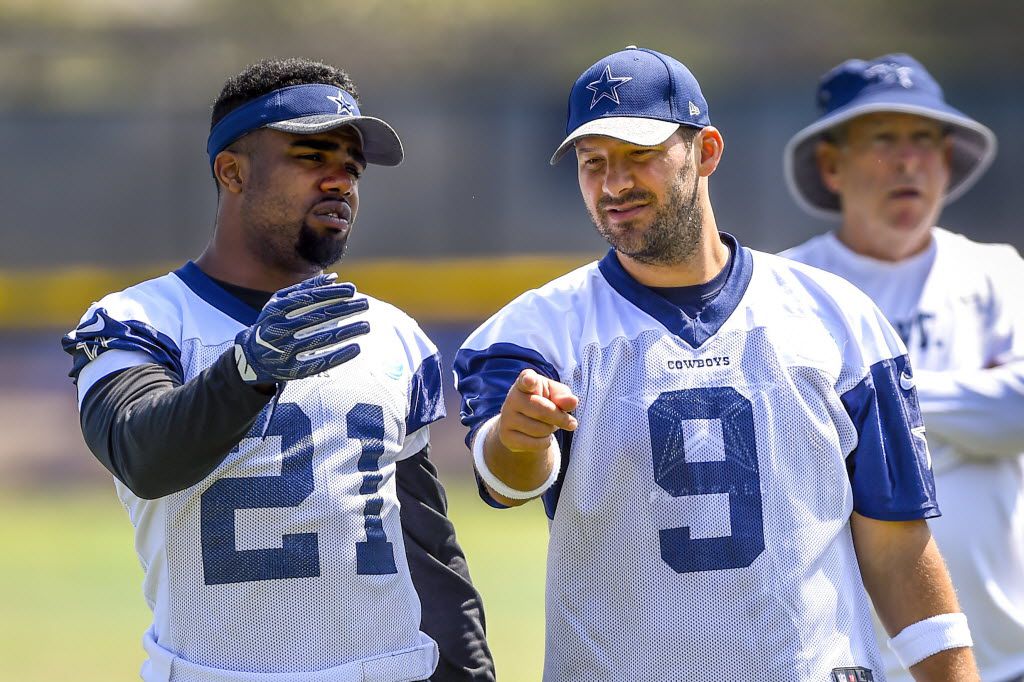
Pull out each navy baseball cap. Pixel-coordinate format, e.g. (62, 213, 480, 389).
(207, 84, 404, 170)
(550, 46, 710, 165)
(785, 53, 997, 218)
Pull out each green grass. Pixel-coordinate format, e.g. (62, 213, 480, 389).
(0, 482, 549, 681)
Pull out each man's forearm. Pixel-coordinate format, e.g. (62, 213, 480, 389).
(915, 363, 1024, 458)
(907, 647, 979, 682)
(851, 514, 979, 681)
(80, 349, 273, 499)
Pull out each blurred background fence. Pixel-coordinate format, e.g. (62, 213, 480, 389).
(1, 1, 1021, 679)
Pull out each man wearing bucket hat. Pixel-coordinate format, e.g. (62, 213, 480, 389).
(783, 54, 1024, 682)
(62, 58, 493, 681)
(455, 46, 977, 681)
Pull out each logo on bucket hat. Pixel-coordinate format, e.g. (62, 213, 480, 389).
(550, 46, 710, 165)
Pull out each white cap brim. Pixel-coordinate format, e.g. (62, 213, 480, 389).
(549, 117, 681, 165)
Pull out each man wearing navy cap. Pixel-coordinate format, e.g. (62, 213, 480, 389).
(783, 54, 1024, 682)
(455, 46, 978, 680)
(62, 58, 493, 681)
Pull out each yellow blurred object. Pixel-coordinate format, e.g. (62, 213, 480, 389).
(0, 254, 599, 328)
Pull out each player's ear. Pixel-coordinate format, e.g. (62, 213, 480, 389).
(695, 126, 724, 177)
(815, 140, 842, 193)
(213, 150, 247, 195)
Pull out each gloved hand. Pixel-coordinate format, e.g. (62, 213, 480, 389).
(233, 273, 370, 384)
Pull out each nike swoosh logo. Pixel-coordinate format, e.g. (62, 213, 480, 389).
(899, 370, 915, 391)
(77, 316, 106, 335)
(254, 326, 283, 354)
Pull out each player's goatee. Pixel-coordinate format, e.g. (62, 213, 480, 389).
(297, 221, 348, 268)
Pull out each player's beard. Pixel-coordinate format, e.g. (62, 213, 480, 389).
(591, 165, 703, 267)
(241, 195, 350, 272)
(295, 221, 348, 268)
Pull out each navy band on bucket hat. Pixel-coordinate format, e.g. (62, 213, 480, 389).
(549, 46, 710, 165)
(784, 53, 996, 218)
(206, 83, 404, 170)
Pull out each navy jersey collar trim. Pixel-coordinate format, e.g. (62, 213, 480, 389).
(596, 232, 753, 348)
(173, 261, 260, 326)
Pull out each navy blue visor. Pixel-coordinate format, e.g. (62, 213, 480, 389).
(206, 83, 403, 169)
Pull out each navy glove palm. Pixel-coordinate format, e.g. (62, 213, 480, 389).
(233, 274, 370, 384)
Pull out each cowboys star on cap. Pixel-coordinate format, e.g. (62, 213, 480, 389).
(327, 89, 355, 116)
(586, 65, 633, 110)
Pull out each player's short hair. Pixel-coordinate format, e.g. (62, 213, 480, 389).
(675, 126, 699, 145)
(211, 58, 361, 131)
(208, 58, 362, 192)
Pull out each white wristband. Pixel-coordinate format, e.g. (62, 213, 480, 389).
(888, 612, 973, 669)
(472, 415, 561, 500)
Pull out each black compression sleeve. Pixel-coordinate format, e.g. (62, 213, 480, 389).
(397, 448, 495, 682)
(79, 349, 273, 499)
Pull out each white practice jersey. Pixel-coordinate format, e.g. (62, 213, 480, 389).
(64, 262, 444, 682)
(455, 235, 937, 682)
(784, 228, 1024, 682)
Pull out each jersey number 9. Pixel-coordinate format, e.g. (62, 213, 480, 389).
(649, 387, 765, 574)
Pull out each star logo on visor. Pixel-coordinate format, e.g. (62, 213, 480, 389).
(586, 65, 633, 110)
(327, 90, 355, 116)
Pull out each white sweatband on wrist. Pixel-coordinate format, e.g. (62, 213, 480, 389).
(888, 612, 973, 669)
(472, 415, 561, 500)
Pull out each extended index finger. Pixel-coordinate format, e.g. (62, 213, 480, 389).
(515, 368, 545, 395)
(506, 387, 578, 432)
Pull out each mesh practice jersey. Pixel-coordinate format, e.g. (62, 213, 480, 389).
(455, 235, 938, 682)
(64, 262, 444, 682)
(784, 228, 1024, 682)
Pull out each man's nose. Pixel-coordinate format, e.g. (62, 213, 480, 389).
(320, 170, 354, 195)
(602, 159, 634, 196)
(891, 138, 925, 171)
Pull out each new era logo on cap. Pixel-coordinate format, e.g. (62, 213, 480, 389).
(550, 46, 711, 164)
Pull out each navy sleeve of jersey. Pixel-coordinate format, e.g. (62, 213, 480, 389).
(454, 342, 563, 509)
(841, 354, 940, 521)
(406, 352, 446, 436)
(62, 308, 183, 383)
(454, 342, 562, 443)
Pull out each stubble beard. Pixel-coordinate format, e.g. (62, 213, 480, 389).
(591, 166, 703, 267)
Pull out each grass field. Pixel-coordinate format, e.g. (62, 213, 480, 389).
(0, 482, 549, 681)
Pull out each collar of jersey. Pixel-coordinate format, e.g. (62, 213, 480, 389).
(173, 261, 260, 326)
(597, 232, 753, 348)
